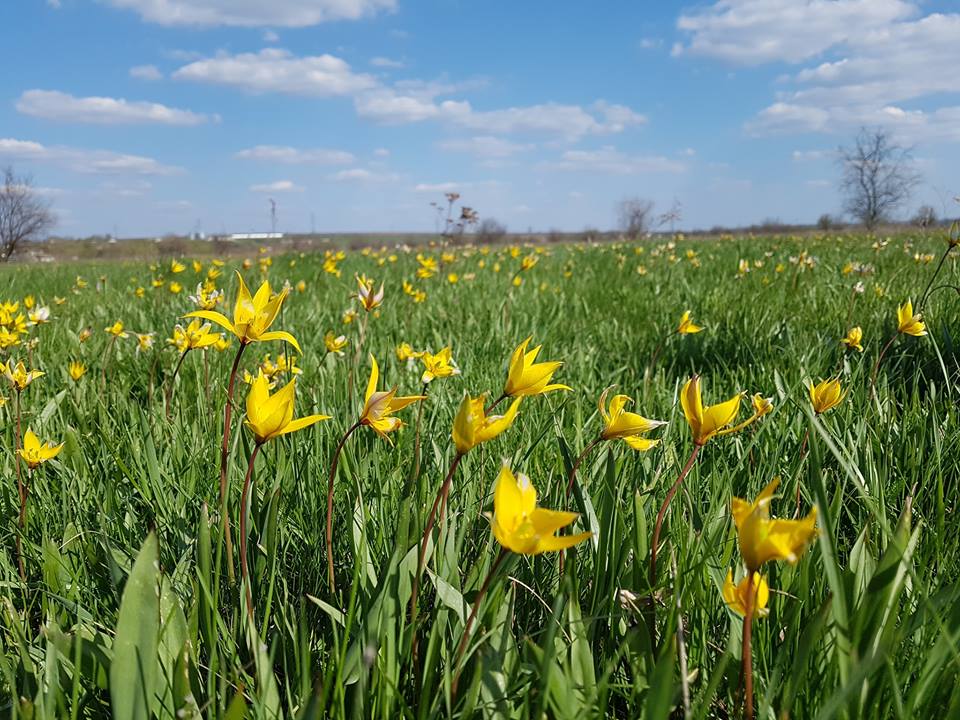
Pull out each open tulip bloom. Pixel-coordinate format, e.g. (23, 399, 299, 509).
(360, 355, 426, 441)
(681, 375, 764, 446)
(809, 378, 846, 415)
(245, 372, 329, 445)
(599, 387, 665, 451)
(896, 299, 927, 337)
(18, 428, 63, 469)
(452, 393, 521, 454)
(503, 336, 571, 398)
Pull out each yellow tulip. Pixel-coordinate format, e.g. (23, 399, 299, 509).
(18, 428, 63, 469)
(751, 393, 774, 418)
(732, 478, 817, 572)
(68, 361, 86, 381)
(356, 274, 384, 312)
(420, 347, 460, 384)
(4, 361, 44, 392)
(105, 321, 128, 339)
(677, 310, 703, 334)
(722, 570, 769, 618)
(360, 355, 425, 441)
(503, 336, 571, 397)
(598, 387, 665, 451)
(452, 394, 521, 454)
(841, 326, 864, 352)
(396, 342, 422, 362)
(680, 375, 748, 446)
(185, 271, 300, 351)
(169, 319, 219, 353)
(244, 372, 329, 444)
(490, 465, 592, 555)
(324, 332, 348, 355)
(809, 378, 845, 414)
(896, 299, 926, 337)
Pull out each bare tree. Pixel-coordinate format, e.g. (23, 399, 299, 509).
(839, 128, 920, 230)
(912, 204, 937, 230)
(617, 196, 655, 238)
(475, 217, 507, 245)
(0, 167, 56, 261)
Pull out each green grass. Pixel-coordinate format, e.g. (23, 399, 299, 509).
(0, 233, 958, 719)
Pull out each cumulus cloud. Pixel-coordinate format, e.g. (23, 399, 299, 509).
(543, 146, 686, 175)
(102, 0, 396, 27)
(130, 64, 163, 80)
(437, 136, 534, 158)
(370, 56, 404, 68)
(16, 90, 213, 125)
(236, 145, 355, 164)
(332, 168, 401, 182)
(250, 180, 304, 192)
(0, 137, 182, 175)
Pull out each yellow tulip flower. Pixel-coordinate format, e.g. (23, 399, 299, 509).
(185, 271, 300, 351)
(732, 478, 817, 573)
(356, 274, 384, 312)
(324, 332, 348, 355)
(751, 393, 774, 418)
(677, 310, 703, 334)
(244, 372, 329, 444)
(359, 355, 425, 441)
(4, 361, 44, 392)
(896, 299, 927, 337)
(503, 336, 571, 397)
(598, 387, 665, 451)
(680, 375, 748, 446)
(490, 465, 592, 555)
(452, 394, 521, 454)
(18, 428, 63, 469)
(396, 342, 422, 362)
(809, 378, 845, 414)
(841, 326, 864, 352)
(169, 319, 219, 353)
(421, 347, 460, 384)
(68, 361, 86, 381)
(105, 321, 128, 339)
(722, 570, 769, 618)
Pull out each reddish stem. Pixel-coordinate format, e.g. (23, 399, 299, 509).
(220, 341, 247, 584)
(239, 442, 262, 617)
(742, 579, 755, 720)
(650, 444, 701, 587)
(326, 420, 361, 592)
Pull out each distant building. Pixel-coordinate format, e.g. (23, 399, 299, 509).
(228, 232, 284, 241)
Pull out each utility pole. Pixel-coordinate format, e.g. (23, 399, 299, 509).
(269, 198, 277, 234)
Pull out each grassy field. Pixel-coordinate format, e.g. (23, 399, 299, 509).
(0, 232, 958, 719)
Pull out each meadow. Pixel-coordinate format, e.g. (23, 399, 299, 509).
(0, 231, 958, 719)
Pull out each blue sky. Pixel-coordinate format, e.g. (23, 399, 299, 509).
(1, 0, 958, 237)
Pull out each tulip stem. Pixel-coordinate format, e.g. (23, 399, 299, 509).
(100, 335, 116, 393)
(13, 392, 26, 581)
(742, 581, 755, 720)
(239, 442, 262, 618)
(164, 349, 190, 420)
(326, 419, 362, 593)
(408, 383, 429, 490)
(220, 341, 248, 584)
(869, 334, 898, 398)
(565, 436, 603, 497)
(484, 392, 506, 414)
(650, 444, 700, 591)
(451, 548, 509, 701)
(918, 245, 953, 311)
(409, 452, 464, 660)
(645, 335, 669, 384)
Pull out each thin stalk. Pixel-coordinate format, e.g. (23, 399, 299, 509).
(451, 548, 509, 700)
(795, 428, 811, 517)
(326, 420, 362, 592)
(408, 383, 429, 488)
(346, 312, 369, 401)
(219, 341, 248, 584)
(164, 349, 190, 420)
(644, 333, 670, 383)
(100, 335, 116, 392)
(484, 392, 507, 415)
(14, 392, 25, 581)
(918, 245, 953, 311)
(565, 436, 604, 497)
(869, 334, 898, 398)
(650, 444, 701, 587)
(239, 442, 262, 617)
(742, 580, 755, 720)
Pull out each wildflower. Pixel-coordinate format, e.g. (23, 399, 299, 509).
(4, 361, 44, 391)
(809, 378, 845, 414)
(296, 280, 306, 293)
(490, 465, 592, 555)
(244, 372, 329, 444)
(53, 296, 66, 305)
(896, 299, 927, 337)
(598, 387, 665, 451)
(356, 274, 384, 312)
(168, 281, 183, 294)
(168, 320, 217, 352)
(23, 295, 35, 310)
(396, 342, 422, 362)
(189, 283, 222, 310)
(68, 361, 86, 381)
(135, 333, 155, 353)
(78, 327, 92, 343)
(841, 327, 864, 352)
(342, 308, 358, 324)
(27, 306, 50, 325)
(214, 336, 231, 352)
(105, 321, 128, 339)
(359, 355, 425, 441)
(452, 394, 521, 454)
(732, 478, 817, 572)
(135, 287, 145, 298)
(722, 571, 769, 618)
(680, 375, 748, 446)
(677, 310, 703, 334)
(186, 272, 299, 351)
(324, 332, 348, 355)
(17, 428, 63, 469)
(520, 255, 538, 271)
(447, 273, 459, 284)
(751, 393, 774, 418)
(420, 347, 460, 384)
(170, 259, 186, 273)
(503, 336, 571, 397)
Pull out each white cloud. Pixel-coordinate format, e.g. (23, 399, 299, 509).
(0, 137, 181, 175)
(16, 90, 213, 125)
(263, 30, 279, 42)
(373, 147, 390, 157)
(674, 0, 914, 65)
(370, 56, 404, 68)
(805, 179, 832, 187)
(544, 146, 686, 175)
(102, 0, 396, 27)
(130, 64, 163, 80)
(173, 48, 377, 96)
(791, 149, 829, 161)
(438, 136, 534, 158)
(250, 180, 303, 193)
(414, 182, 464, 193)
(236, 145, 355, 164)
(332, 168, 401, 182)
